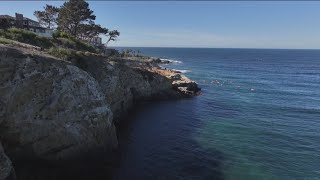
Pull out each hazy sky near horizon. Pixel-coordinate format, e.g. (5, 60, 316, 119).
(1, 1, 320, 49)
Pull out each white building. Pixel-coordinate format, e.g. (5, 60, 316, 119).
(80, 36, 102, 47)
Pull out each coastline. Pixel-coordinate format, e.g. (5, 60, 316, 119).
(0, 43, 200, 179)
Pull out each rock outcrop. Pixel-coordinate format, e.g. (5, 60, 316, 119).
(172, 75, 201, 95)
(149, 67, 201, 96)
(0, 44, 200, 177)
(150, 58, 170, 64)
(71, 56, 200, 120)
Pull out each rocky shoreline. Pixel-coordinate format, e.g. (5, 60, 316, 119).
(0, 44, 200, 179)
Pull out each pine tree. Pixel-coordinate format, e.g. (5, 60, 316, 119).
(34, 5, 59, 29)
(57, 0, 96, 37)
(105, 30, 120, 47)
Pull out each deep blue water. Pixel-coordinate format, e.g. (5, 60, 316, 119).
(114, 48, 320, 180)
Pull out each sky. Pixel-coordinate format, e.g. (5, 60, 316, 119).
(1, 1, 320, 49)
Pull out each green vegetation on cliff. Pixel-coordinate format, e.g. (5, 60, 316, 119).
(0, 28, 53, 48)
(0, 28, 96, 52)
(0, 0, 120, 61)
(0, 28, 100, 61)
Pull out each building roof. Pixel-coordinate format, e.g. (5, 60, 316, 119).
(23, 17, 38, 23)
(0, 13, 52, 30)
(0, 14, 38, 23)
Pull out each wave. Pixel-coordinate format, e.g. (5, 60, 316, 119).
(172, 69, 191, 73)
(160, 58, 182, 64)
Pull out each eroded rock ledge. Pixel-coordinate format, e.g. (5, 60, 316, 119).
(0, 44, 200, 178)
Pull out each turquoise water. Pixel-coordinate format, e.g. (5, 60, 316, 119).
(115, 48, 320, 180)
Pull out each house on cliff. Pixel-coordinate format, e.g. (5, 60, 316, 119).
(79, 36, 103, 47)
(1, 13, 106, 50)
(0, 13, 53, 38)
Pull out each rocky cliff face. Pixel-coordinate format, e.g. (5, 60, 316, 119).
(0, 46, 117, 163)
(0, 44, 200, 177)
(0, 143, 15, 180)
(73, 56, 182, 120)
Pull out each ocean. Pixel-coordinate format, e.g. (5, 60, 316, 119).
(114, 47, 320, 180)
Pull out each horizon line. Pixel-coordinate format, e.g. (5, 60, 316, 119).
(111, 46, 320, 50)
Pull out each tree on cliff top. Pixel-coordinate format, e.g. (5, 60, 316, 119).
(57, 0, 96, 37)
(55, 0, 120, 47)
(34, 5, 59, 29)
(0, 16, 15, 29)
(105, 30, 120, 47)
(77, 22, 109, 41)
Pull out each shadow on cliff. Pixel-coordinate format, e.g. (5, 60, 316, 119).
(113, 99, 226, 180)
(12, 98, 226, 180)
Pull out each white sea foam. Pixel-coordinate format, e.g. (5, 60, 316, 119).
(160, 58, 182, 64)
(173, 69, 191, 73)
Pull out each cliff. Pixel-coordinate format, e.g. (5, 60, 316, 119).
(0, 143, 15, 180)
(0, 44, 200, 178)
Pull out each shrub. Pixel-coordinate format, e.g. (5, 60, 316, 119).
(52, 31, 96, 53)
(0, 37, 13, 45)
(52, 30, 73, 39)
(48, 47, 77, 60)
(0, 28, 53, 48)
(74, 40, 97, 53)
(55, 37, 77, 49)
(0, 28, 96, 53)
(34, 36, 54, 48)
